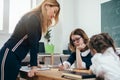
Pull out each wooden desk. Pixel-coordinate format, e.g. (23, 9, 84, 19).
(19, 68, 96, 80)
(19, 69, 68, 80)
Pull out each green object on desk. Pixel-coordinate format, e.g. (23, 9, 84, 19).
(45, 44, 54, 54)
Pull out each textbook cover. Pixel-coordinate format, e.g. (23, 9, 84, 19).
(62, 70, 96, 79)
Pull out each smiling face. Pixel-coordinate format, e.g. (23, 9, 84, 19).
(46, 5, 59, 20)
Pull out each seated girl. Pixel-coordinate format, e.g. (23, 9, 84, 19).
(59, 28, 93, 70)
(89, 33, 120, 80)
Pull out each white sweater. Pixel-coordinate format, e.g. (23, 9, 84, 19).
(90, 47, 120, 80)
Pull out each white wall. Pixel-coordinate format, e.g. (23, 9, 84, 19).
(0, 0, 104, 53)
(74, 0, 101, 38)
(0, 34, 10, 48)
(52, 0, 101, 53)
(52, 0, 75, 53)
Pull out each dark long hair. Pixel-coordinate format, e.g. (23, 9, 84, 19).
(89, 33, 116, 53)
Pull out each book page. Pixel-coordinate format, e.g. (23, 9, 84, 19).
(20, 66, 50, 72)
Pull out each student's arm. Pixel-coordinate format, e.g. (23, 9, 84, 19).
(90, 54, 104, 76)
(76, 43, 86, 69)
(58, 61, 70, 70)
(58, 53, 76, 70)
(76, 48, 83, 69)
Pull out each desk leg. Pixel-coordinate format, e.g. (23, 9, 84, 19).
(41, 56, 45, 64)
(51, 54, 54, 65)
(41, 55, 54, 65)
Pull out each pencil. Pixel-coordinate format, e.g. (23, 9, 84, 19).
(60, 56, 63, 65)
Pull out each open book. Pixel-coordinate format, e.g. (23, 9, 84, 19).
(62, 70, 96, 79)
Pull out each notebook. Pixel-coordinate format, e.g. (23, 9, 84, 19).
(62, 70, 96, 79)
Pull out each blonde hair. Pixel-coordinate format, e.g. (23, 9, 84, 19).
(32, 0, 60, 33)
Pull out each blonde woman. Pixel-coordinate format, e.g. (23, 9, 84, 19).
(0, 0, 60, 80)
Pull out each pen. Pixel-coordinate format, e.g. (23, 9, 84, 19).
(60, 56, 63, 66)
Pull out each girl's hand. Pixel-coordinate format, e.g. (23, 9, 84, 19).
(76, 43, 86, 51)
(58, 64, 69, 71)
(58, 65, 65, 71)
(27, 66, 38, 77)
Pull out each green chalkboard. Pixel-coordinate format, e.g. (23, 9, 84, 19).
(101, 0, 120, 47)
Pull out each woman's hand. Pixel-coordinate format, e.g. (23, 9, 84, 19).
(27, 66, 38, 77)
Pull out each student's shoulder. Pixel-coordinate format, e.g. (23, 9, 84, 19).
(69, 52, 76, 57)
(91, 53, 102, 61)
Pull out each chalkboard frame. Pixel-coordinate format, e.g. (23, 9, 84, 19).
(101, 0, 120, 47)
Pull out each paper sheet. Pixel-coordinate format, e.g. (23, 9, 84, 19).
(20, 66, 50, 72)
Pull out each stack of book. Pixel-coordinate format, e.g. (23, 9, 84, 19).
(62, 70, 96, 79)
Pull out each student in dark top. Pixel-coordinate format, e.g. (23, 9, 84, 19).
(0, 0, 60, 80)
(59, 28, 92, 70)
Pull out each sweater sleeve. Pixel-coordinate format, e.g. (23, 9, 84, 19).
(67, 52, 76, 65)
(25, 14, 41, 66)
(90, 54, 104, 76)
